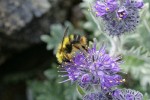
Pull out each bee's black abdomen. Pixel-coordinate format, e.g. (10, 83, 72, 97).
(65, 44, 72, 53)
(71, 35, 80, 44)
(74, 35, 80, 41)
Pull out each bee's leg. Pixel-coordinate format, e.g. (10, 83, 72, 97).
(73, 43, 88, 52)
(81, 45, 88, 52)
(64, 54, 73, 62)
(73, 44, 88, 56)
(73, 44, 80, 50)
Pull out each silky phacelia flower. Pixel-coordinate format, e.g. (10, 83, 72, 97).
(93, 0, 144, 36)
(93, 0, 118, 16)
(60, 44, 125, 92)
(83, 92, 108, 100)
(113, 89, 143, 100)
(135, 0, 144, 8)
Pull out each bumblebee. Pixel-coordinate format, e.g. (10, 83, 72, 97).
(56, 27, 88, 63)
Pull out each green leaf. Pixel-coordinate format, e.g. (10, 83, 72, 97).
(44, 69, 58, 80)
(121, 46, 150, 90)
(143, 93, 150, 100)
(76, 85, 85, 97)
(40, 35, 51, 43)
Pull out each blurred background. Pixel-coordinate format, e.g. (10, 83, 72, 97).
(0, 0, 150, 100)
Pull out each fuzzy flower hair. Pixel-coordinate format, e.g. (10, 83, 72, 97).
(59, 44, 125, 92)
(93, 0, 144, 36)
(83, 92, 108, 100)
(113, 88, 143, 100)
(83, 88, 143, 100)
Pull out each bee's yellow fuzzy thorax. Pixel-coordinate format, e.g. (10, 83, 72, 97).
(63, 37, 70, 48)
(56, 36, 70, 63)
(56, 44, 63, 63)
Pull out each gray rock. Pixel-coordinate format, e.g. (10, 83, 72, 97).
(0, 0, 82, 74)
(0, 0, 51, 35)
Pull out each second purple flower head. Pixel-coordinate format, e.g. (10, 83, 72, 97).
(93, 0, 144, 36)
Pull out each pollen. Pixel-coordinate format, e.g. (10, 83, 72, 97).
(99, 53, 102, 56)
(118, 17, 122, 20)
(105, 7, 109, 11)
(119, 79, 126, 83)
(104, 87, 107, 89)
(109, 80, 113, 83)
(122, 79, 126, 82)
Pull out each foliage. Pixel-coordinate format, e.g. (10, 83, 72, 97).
(120, 3, 150, 93)
(81, 0, 150, 96)
(28, 0, 150, 99)
(28, 64, 80, 100)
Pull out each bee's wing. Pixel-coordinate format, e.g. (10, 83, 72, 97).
(60, 27, 69, 53)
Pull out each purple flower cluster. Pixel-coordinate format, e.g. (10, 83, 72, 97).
(59, 43, 143, 100)
(62, 44, 124, 91)
(93, 0, 144, 36)
(58, 43, 127, 100)
(83, 88, 143, 100)
(113, 89, 143, 100)
(94, 0, 118, 16)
